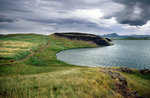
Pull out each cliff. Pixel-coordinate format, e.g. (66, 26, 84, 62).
(54, 32, 111, 46)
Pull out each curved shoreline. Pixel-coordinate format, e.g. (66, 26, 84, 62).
(56, 40, 150, 70)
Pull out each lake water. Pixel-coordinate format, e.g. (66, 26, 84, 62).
(57, 40, 150, 69)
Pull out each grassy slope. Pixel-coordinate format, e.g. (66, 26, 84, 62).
(0, 34, 150, 98)
(120, 71, 150, 97)
(0, 34, 48, 63)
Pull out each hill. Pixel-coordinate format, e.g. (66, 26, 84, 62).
(101, 33, 150, 40)
(54, 32, 112, 46)
(101, 33, 119, 37)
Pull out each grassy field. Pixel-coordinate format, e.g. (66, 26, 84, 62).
(0, 34, 150, 98)
(120, 70, 150, 97)
(0, 34, 48, 64)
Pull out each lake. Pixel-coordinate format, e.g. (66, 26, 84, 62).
(57, 40, 150, 69)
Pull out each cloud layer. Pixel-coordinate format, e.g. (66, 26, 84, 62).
(0, 0, 150, 35)
(112, 0, 150, 26)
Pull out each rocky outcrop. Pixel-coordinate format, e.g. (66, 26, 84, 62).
(100, 68, 143, 98)
(119, 67, 133, 74)
(139, 69, 150, 74)
(54, 33, 111, 46)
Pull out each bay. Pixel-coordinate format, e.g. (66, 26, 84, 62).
(57, 40, 150, 69)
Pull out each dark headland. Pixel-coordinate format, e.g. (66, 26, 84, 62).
(54, 32, 112, 46)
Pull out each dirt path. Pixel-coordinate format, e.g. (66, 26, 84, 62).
(19, 42, 49, 62)
(0, 41, 49, 65)
(100, 68, 143, 98)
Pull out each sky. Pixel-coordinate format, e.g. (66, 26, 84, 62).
(0, 0, 150, 35)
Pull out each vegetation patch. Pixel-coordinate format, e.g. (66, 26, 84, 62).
(0, 34, 48, 63)
(120, 70, 150, 97)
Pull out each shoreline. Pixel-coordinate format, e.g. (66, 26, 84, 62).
(56, 44, 150, 70)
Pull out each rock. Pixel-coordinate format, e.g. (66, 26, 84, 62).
(119, 77, 127, 85)
(100, 68, 144, 98)
(139, 69, 150, 74)
(106, 71, 128, 85)
(119, 67, 133, 74)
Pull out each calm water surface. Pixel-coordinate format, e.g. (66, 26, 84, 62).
(57, 40, 150, 69)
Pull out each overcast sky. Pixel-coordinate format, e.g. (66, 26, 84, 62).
(0, 0, 150, 35)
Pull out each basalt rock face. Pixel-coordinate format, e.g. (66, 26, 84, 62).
(54, 33, 111, 46)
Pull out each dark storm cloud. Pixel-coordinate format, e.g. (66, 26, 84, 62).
(27, 18, 86, 24)
(27, 18, 99, 25)
(0, 15, 18, 23)
(11, 9, 32, 13)
(0, 18, 16, 23)
(112, 0, 150, 26)
(27, 18, 112, 31)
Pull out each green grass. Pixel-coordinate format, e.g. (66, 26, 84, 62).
(0, 34, 149, 98)
(0, 68, 120, 98)
(0, 34, 98, 76)
(0, 34, 48, 62)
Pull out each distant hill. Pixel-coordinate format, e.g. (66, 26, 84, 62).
(122, 34, 150, 38)
(102, 33, 119, 37)
(100, 33, 150, 39)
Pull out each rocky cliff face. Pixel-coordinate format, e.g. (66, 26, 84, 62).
(54, 33, 111, 46)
